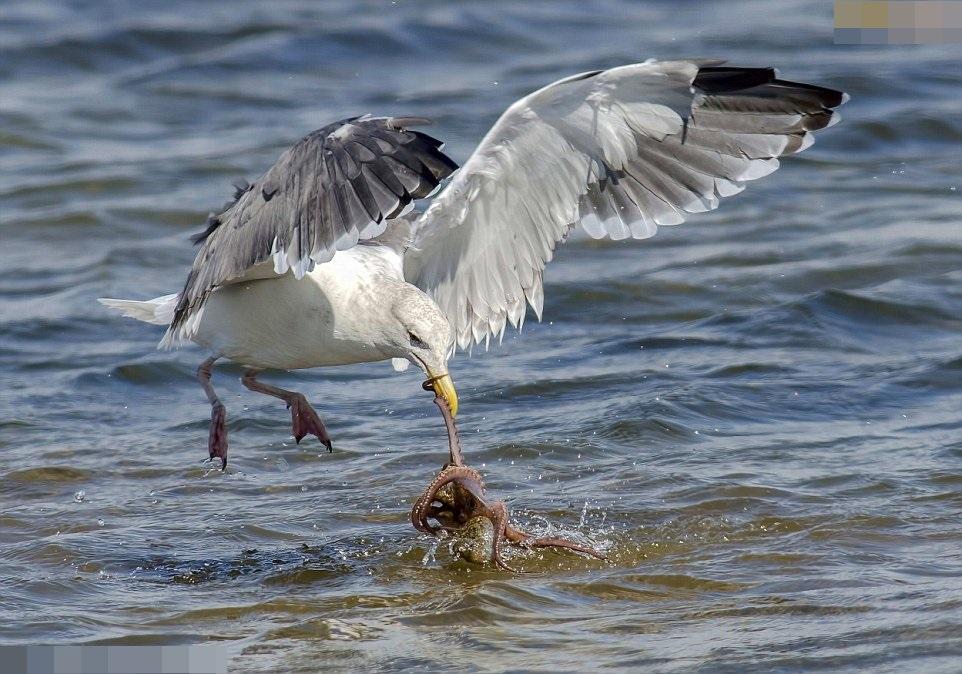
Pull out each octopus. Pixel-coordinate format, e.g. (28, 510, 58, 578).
(412, 380, 606, 571)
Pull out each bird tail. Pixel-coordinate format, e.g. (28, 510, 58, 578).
(97, 293, 178, 326)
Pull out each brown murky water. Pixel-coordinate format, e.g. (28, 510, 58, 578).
(2, 1, 962, 671)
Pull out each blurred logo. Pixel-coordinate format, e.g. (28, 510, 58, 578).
(835, 0, 962, 43)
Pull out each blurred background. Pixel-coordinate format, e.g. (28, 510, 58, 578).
(2, 1, 961, 671)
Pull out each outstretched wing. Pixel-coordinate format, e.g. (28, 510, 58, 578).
(405, 60, 847, 350)
(165, 115, 458, 345)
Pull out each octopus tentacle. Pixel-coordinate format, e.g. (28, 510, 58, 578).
(413, 384, 606, 569)
(523, 535, 607, 559)
(431, 392, 464, 467)
(505, 522, 607, 559)
(411, 465, 485, 533)
(489, 500, 518, 572)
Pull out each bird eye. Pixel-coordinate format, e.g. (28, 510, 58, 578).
(408, 331, 427, 349)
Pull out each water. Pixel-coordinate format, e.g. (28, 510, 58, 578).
(2, 0, 961, 670)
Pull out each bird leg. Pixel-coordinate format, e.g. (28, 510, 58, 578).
(197, 356, 228, 469)
(241, 370, 332, 451)
(412, 387, 606, 570)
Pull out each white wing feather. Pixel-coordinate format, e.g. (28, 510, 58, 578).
(405, 59, 846, 350)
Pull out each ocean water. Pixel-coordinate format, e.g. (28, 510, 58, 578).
(2, 1, 961, 671)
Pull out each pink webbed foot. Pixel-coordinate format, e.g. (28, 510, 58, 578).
(287, 394, 332, 451)
(208, 402, 228, 469)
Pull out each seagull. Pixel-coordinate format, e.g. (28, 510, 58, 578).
(100, 59, 846, 468)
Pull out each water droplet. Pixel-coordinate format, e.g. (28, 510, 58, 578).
(97, 518, 105, 527)
(74, 490, 86, 502)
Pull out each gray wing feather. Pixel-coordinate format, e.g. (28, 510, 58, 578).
(164, 115, 457, 345)
(406, 60, 846, 350)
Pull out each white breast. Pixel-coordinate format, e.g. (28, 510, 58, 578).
(192, 245, 404, 370)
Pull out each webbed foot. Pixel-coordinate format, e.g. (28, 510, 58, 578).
(287, 393, 332, 451)
(208, 402, 228, 469)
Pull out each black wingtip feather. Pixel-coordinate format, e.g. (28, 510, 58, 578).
(694, 65, 848, 110)
(693, 67, 777, 94)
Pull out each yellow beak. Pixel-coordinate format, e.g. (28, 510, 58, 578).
(424, 372, 458, 416)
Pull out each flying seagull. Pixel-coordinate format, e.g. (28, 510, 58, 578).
(100, 59, 846, 467)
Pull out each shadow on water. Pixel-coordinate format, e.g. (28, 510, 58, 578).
(129, 544, 356, 587)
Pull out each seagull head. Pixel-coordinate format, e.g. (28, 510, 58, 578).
(390, 286, 458, 415)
